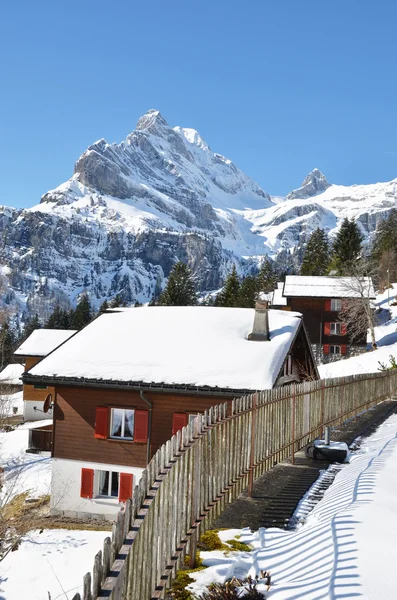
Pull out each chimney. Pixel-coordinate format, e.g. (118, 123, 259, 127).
(249, 300, 270, 341)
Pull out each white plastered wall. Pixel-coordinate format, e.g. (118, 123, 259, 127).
(23, 400, 53, 422)
(50, 457, 144, 520)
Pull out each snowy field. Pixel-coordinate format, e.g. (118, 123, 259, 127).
(319, 283, 397, 378)
(0, 419, 52, 503)
(188, 412, 397, 599)
(0, 529, 107, 600)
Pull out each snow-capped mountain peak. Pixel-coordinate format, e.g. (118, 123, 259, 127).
(1, 110, 396, 321)
(287, 168, 331, 200)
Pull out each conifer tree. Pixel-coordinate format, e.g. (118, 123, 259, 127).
(158, 262, 197, 306)
(330, 218, 363, 275)
(45, 306, 71, 329)
(215, 266, 241, 307)
(99, 300, 109, 313)
(371, 209, 397, 286)
(372, 209, 397, 258)
(0, 320, 16, 370)
(109, 294, 125, 308)
(71, 294, 92, 330)
(256, 257, 277, 294)
(238, 275, 257, 308)
(23, 314, 41, 340)
(300, 228, 330, 275)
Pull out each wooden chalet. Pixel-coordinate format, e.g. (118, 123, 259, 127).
(14, 329, 77, 422)
(23, 304, 318, 519)
(282, 275, 376, 363)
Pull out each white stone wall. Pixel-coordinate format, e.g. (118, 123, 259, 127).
(23, 400, 53, 422)
(50, 457, 144, 520)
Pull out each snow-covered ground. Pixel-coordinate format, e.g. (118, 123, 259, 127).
(0, 528, 107, 600)
(0, 419, 52, 503)
(0, 421, 109, 600)
(188, 412, 397, 599)
(2, 390, 24, 417)
(319, 283, 397, 378)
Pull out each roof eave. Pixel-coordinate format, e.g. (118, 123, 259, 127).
(21, 373, 256, 397)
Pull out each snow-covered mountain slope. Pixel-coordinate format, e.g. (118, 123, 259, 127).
(0, 109, 397, 319)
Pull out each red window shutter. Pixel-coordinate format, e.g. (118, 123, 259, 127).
(324, 322, 331, 335)
(80, 468, 94, 498)
(324, 299, 331, 311)
(323, 344, 330, 355)
(341, 345, 348, 355)
(172, 413, 188, 435)
(341, 323, 347, 336)
(119, 473, 133, 503)
(94, 407, 109, 439)
(134, 410, 149, 443)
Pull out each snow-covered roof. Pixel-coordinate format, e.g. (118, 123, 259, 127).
(14, 329, 77, 358)
(0, 363, 24, 385)
(283, 276, 376, 299)
(272, 283, 288, 306)
(27, 307, 303, 391)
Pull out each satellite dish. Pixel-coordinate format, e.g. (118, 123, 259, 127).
(43, 393, 53, 414)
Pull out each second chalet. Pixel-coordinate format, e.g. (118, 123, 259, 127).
(23, 304, 318, 519)
(282, 275, 376, 362)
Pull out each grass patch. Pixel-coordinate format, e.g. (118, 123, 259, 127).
(225, 539, 251, 552)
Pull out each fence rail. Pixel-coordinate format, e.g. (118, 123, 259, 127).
(72, 370, 397, 600)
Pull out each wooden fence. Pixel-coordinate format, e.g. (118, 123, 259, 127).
(72, 370, 397, 600)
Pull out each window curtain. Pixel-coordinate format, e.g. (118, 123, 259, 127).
(111, 408, 123, 437)
(125, 410, 135, 439)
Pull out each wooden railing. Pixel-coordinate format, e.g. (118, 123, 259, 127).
(72, 370, 397, 600)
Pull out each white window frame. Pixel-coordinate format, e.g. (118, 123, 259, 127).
(110, 408, 135, 440)
(331, 299, 342, 311)
(330, 322, 341, 335)
(95, 469, 120, 499)
(330, 345, 341, 355)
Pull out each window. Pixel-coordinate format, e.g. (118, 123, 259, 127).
(34, 384, 47, 389)
(330, 345, 341, 355)
(330, 322, 341, 335)
(188, 413, 200, 425)
(283, 355, 293, 377)
(331, 299, 342, 311)
(110, 408, 135, 440)
(80, 469, 133, 501)
(97, 470, 119, 498)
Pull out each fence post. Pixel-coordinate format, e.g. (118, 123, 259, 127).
(247, 393, 258, 497)
(290, 384, 296, 465)
(189, 417, 201, 568)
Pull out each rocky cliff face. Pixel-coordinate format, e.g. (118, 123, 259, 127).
(1, 109, 397, 320)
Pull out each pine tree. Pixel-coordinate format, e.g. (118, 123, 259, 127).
(238, 275, 257, 308)
(99, 300, 109, 313)
(0, 320, 16, 370)
(45, 306, 71, 329)
(109, 294, 125, 308)
(158, 262, 197, 306)
(300, 228, 330, 275)
(23, 314, 41, 340)
(216, 266, 240, 307)
(71, 294, 92, 330)
(372, 209, 397, 258)
(330, 218, 363, 275)
(257, 258, 277, 294)
(371, 209, 397, 287)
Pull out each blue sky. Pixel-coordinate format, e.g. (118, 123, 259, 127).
(1, 0, 397, 208)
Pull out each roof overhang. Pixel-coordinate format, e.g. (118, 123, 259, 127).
(21, 373, 255, 397)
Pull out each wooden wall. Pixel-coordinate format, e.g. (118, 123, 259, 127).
(54, 387, 235, 467)
(287, 297, 366, 346)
